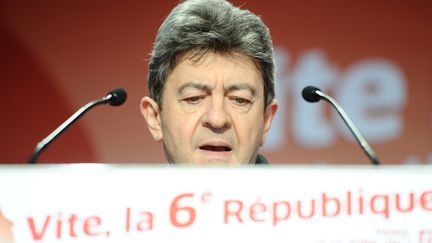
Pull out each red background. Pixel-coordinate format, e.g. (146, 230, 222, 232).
(1, 1, 431, 164)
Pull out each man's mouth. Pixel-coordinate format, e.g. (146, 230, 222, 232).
(199, 145, 232, 152)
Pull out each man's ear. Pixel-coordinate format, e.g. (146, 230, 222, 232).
(260, 99, 278, 146)
(140, 96, 163, 142)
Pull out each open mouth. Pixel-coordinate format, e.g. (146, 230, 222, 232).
(199, 145, 232, 152)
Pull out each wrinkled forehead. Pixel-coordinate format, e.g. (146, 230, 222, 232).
(172, 49, 263, 76)
(158, 49, 267, 110)
(168, 51, 263, 89)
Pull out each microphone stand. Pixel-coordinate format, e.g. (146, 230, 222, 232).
(315, 90, 380, 165)
(302, 86, 380, 165)
(28, 89, 126, 164)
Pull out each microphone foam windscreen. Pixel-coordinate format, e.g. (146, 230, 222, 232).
(302, 86, 321, 103)
(108, 88, 127, 106)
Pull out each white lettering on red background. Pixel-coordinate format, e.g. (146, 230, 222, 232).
(265, 48, 407, 151)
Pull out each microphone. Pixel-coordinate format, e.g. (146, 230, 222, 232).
(28, 88, 127, 164)
(302, 86, 380, 165)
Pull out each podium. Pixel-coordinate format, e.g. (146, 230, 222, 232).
(0, 164, 431, 242)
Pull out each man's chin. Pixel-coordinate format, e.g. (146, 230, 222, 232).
(192, 157, 250, 166)
(198, 158, 232, 166)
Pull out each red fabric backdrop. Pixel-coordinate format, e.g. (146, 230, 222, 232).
(1, 1, 431, 164)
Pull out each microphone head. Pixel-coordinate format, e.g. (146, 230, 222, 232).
(302, 86, 322, 103)
(107, 88, 127, 106)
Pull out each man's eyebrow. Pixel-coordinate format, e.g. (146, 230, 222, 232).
(178, 82, 211, 94)
(225, 84, 256, 96)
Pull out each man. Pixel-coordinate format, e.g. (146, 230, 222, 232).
(140, 0, 278, 165)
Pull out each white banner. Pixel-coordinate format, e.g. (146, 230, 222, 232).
(0, 165, 431, 243)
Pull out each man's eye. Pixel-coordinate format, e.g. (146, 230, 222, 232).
(183, 96, 205, 104)
(230, 97, 251, 106)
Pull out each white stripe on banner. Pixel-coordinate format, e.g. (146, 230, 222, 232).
(0, 165, 431, 243)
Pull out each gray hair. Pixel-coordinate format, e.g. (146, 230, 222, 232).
(147, 0, 275, 108)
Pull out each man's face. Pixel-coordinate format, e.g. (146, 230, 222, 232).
(141, 51, 277, 165)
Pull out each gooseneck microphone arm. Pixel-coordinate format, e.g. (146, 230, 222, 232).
(302, 86, 380, 165)
(28, 88, 127, 164)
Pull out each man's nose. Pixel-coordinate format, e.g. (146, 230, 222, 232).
(202, 97, 231, 132)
